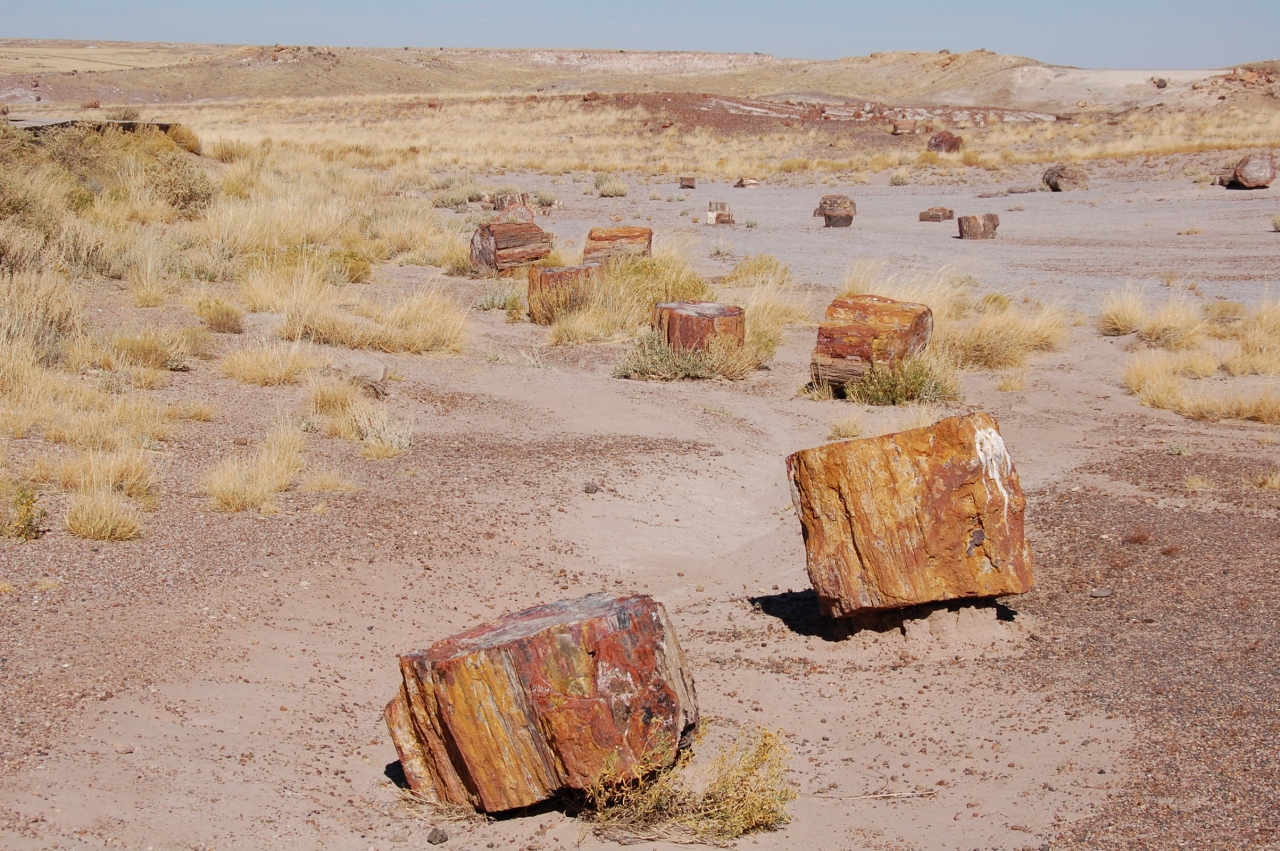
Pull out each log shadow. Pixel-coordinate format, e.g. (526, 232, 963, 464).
(383, 762, 594, 822)
(750, 589, 1018, 642)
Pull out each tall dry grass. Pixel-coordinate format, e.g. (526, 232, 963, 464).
(204, 422, 305, 511)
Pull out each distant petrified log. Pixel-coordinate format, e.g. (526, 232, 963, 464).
(527, 264, 600, 325)
(470, 222, 552, 275)
(734, 177, 759, 188)
(679, 175, 696, 189)
(384, 593, 698, 812)
(957, 214, 1000, 240)
(492, 192, 530, 211)
(706, 200, 735, 225)
(1042, 164, 1090, 192)
(582, 226, 653, 264)
(786, 412, 1034, 618)
(813, 195, 856, 229)
(80, 100, 101, 110)
(653, 302, 745, 351)
(809, 295, 933, 391)
(1231, 153, 1276, 189)
(891, 120, 917, 135)
(919, 207, 955, 222)
(927, 131, 963, 153)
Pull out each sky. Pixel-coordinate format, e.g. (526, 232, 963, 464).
(3, 0, 1278, 70)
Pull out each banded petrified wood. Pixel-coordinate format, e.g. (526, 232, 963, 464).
(384, 593, 699, 813)
(786, 412, 1034, 618)
(957, 214, 1000, 240)
(653, 302, 745, 351)
(809, 295, 933, 391)
(813, 195, 856, 227)
(469, 222, 552, 275)
(581, 226, 653, 264)
(527, 263, 600, 325)
(919, 207, 955, 222)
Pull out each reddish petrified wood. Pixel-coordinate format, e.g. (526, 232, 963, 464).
(470, 222, 552, 275)
(957, 214, 1000, 240)
(785, 412, 1034, 618)
(384, 593, 698, 813)
(581, 226, 653, 264)
(652, 302, 745, 351)
(527, 264, 600, 325)
(492, 191, 530, 211)
(679, 175, 696, 189)
(809, 295, 933, 391)
(1042, 164, 1089, 191)
(1232, 153, 1276, 189)
(919, 207, 955, 222)
(734, 177, 759, 188)
(813, 195, 857, 226)
(927, 130, 963, 153)
(891, 120, 917, 135)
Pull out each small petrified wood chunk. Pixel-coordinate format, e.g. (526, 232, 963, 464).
(734, 177, 759, 188)
(653, 302, 745, 351)
(527, 264, 600, 325)
(679, 175, 696, 189)
(813, 195, 857, 226)
(492, 191, 530, 211)
(582, 226, 653, 264)
(919, 207, 955, 222)
(809, 295, 932, 391)
(891, 120, 917, 135)
(1231, 152, 1276, 189)
(957, 213, 999, 240)
(384, 593, 699, 813)
(785, 412, 1034, 618)
(1042, 164, 1089, 191)
(470, 222, 552, 275)
(927, 130, 963, 153)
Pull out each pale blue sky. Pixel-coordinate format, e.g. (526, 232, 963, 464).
(3, 0, 1277, 69)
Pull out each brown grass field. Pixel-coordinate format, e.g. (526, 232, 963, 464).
(1, 38, 1279, 851)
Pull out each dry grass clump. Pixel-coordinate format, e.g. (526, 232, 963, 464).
(65, 490, 142, 541)
(204, 422, 305, 511)
(1273, 214, 1280, 233)
(1138, 295, 1204, 350)
(723, 255, 791, 289)
(31, 448, 158, 500)
(301, 468, 358, 493)
(595, 173, 629, 197)
(827, 417, 864, 441)
(996, 371, 1028, 392)
(1255, 469, 1280, 490)
(221, 344, 319, 386)
(306, 378, 413, 458)
(0, 481, 45, 541)
(582, 726, 794, 846)
(280, 289, 466, 355)
(1097, 284, 1147, 336)
(843, 352, 962, 405)
(195, 296, 244, 333)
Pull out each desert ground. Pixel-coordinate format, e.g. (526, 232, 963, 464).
(1, 41, 1279, 851)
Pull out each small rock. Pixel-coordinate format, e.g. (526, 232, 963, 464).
(427, 825, 449, 845)
(1089, 588, 1113, 598)
(584, 482, 599, 494)
(1154, 77, 1168, 89)
(710, 450, 723, 456)
(113, 744, 134, 754)
(233, 437, 248, 446)
(390, 834, 408, 843)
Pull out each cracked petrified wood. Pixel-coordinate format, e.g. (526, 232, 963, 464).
(927, 130, 963, 153)
(527, 263, 600, 325)
(813, 194, 856, 227)
(469, 222, 552, 275)
(582, 226, 653, 264)
(384, 593, 699, 813)
(786, 412, 1034, 618)
(1232, 153, 1275, 189)
(919, 207, 955, 222)
(957, 213, 1000, 240)
(1042, 164, 1089, 192)
(809, 295, 932, 391)
(653, 301, 745, 351)
(679, 175, 696, 189)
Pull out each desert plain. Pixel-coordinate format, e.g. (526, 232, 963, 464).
(0, 40, 1278, 851)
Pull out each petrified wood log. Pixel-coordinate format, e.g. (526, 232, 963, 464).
(957, 214, 1000, 240)
(809, 295, 933, 391)
(582, 226, 653, 264)
(919, 207, 955, 222)
(470, 222, 552, 275)
(891, 120, 917, 135)
(493, 192, 530, 211)
(927, 131, 963, 153)
(679, 175, 696, 189)
(384, 593, 699, 812)
(785, 411, 1034, 618)
(813, 195, 857, 219)
(527, 264, 600, 325)
(652, 302, 745, 351)
(1042, 164, 1089, 192)
(1231, 153, 1276, 189)
(734, 177, 759, 188)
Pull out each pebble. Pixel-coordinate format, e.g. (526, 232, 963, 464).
(1089, 588, 1113, 598)
(583, 482, 599, 494)
(113, 744, 134, 754)
(427, 826, 449, 844)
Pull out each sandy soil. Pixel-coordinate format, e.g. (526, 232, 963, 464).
(2, 168, 1279, 851)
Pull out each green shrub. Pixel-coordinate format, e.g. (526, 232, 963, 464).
(843, 354, 960, 405)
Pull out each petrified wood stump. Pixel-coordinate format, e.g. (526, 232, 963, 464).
(527, 263, 600, 325)
(384, 593, 699, 813)
(1042, 164, 1089, 192)
(813, 195, 856, 227)
(957, 214, 1000, 240)
(734, 177, 759, 188)
(1232, 153, 1276, 189)
(470, 222, 552, 275)
(492, 191, 530, 211)
(679, 175, 696, 189)
(919, 207, 955, 222)
(706, 201, 735, 225)
(653, 302, 745, 351)
(785, 411, 1034, 618)
(582, 226, 653, 264)
(927, 130, 963, 153)
(809, 295, 933, 391)
(891, 120, 917, 135)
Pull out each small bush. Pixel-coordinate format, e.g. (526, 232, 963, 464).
(221, 345, 319, 386)
(842, 354, 961, 405)
(1139, 296, 1203, 350)
(827, 417, 863, 441)
(204, 423, 304, 511)
(165, 124, 202, 154)
(724, 255, 791, 288)
(613, 332, 762, 381)
(65, 490, 141, 541)
(889, 171, 910, 186)
(145, 151, 216, 216)
(534, 190, 556, 208)
(598, 177, 630, 198)
(105, 107, 141, 121)
(207, 138, 254, 163)
(196, 296, 244, 334)
(1097, 285, 1146, 336)
(1, 484, 45, 540)
(112, 331, 189, 371)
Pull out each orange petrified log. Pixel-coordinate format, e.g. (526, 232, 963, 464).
(652, 302, 745, 351)
(786, 412, 1034, 618)
(581, 226, 653, 264)
(384, 593, 698, 813)
(469, 222, 552, 275)
(810, 295, 933, 391)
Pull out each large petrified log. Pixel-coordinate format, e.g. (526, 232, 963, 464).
(679, 175, 696, 189)
(527, 264, 600, 325)
(813, 194, 856, 227)
(1042, 164, 1089, 191)
(919, 206, 955, 222)
(785, 411, 1034, 618)
(809, 295, 932, 391)
(470, 222, 552, 275)
(957, 214, 999, 240)
(653, 302, 745, 351)
(384, 593, 698, 812)
(927, 131, 963, 153)
(1231, 152, 1276, 189)
(581, 226, 653, 264)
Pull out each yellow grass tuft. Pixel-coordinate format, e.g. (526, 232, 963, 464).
(221, 345, 319, 386)
(301, 469, 358, 493)
(203, 423, 305, 511)
(65, 490, 142, 541)
(1184, 474, 1212, 491)
(195, 296, 244, 334)
(1097, 284, 1147, 336)
(280, 289, 467, 354)
(1256, 469, 1280, 490)
(40, 448, 158, 499)
(996, 371, 1027, 392)
(723, 255, 792, 289)
(827, 417, 864, 441)
(1138, 295, 1204, 350)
